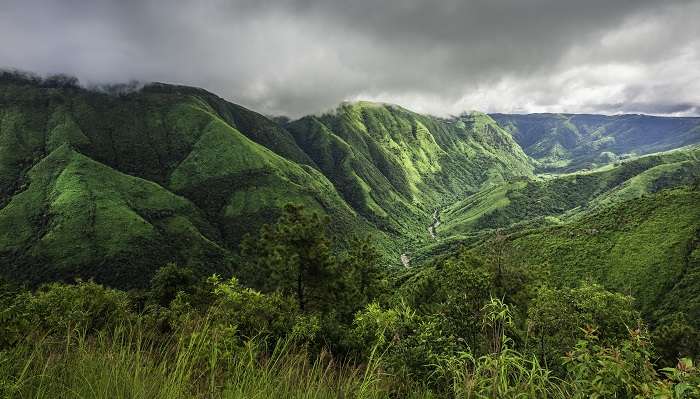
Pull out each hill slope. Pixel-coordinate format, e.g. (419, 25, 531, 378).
(0, 74, 371, 286)
(287, 104, 534, 238)
(439, 146, 700, 235)
(505, 187, 700, 325)
(0, 74, 536, 285)
(0, 145, 230, 286)
(1, 72, 699, 292)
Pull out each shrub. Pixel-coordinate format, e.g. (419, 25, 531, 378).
(26, 280, 132, 336)
(528, 282, 641, 368)
(208, 275, 300, 343)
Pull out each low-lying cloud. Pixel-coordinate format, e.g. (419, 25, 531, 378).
(1, 0, 698, 117)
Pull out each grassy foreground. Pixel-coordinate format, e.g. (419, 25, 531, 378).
(1, 200, 700, 398)
(1, 324, 389, 399)
(2, 302, 699, 399)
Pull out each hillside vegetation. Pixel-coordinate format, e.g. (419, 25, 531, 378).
(286, 104, 534, 238)
(0, 73, 537, 286)
(502, 187, 699, 324)
(1, 205, 699, 398)
(439, 146, 700, 235)
(0, 74, 377, 286)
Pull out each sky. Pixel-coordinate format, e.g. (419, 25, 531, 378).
(1, 0, 699, 118)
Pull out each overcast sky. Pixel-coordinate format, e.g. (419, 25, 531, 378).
(1, 0, 699, 117)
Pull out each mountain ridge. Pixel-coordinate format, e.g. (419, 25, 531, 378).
(0, 73, 534, 285)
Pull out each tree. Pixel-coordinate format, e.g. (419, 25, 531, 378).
(527, 282, 641, 368)
(488, 231, 509, 279)
(341, 235, 384, 305)
(486, 231, 520, 298)
(397, 253, 494, 353)
(652, 313, 700, 367)
(148, 263, 198, 307)
(240, 204, 337, 312)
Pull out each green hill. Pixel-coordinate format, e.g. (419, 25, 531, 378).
(491, 113, 700, 172)
(1, 71, 699, 297)
(439, 146, 700, 235)
(504, 187, 700, 326)
(0, 74, 372, 286)
(0, 144, 230, 287)
(0, 74, 535, 286)
(410, 184, 699, 329)
(287, 103, 534, 238)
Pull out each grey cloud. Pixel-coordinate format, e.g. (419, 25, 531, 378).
(0, 0, 698, 117)
(591, 102, 699, 116)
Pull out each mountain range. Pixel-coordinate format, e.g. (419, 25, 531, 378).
(0, 72, 699, 327)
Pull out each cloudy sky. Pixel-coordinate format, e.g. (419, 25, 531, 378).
(1, 0, 699, 117)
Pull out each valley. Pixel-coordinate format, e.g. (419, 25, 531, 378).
(1, 71, 698, 297)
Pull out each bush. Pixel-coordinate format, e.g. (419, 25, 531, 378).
(564, 327, 659, 398)
(208, 275, 301, 343)
(0, 279, 29, 348)
(528, 282, 641, 368)
(27, 280, 132, 336)
(148, 263, 206, 307)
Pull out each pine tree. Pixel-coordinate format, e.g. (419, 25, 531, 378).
(240, 204, 336, 312)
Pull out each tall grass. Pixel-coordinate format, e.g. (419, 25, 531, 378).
(3, 314, 692, 398)
(0, 320, 393, 399)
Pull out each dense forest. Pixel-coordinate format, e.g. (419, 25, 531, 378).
(1, 72, 699, 397)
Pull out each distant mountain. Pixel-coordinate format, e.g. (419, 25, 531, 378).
(491, 113, 700, 172)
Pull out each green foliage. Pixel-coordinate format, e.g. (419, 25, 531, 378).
(339, 235, 385, 305)
(208, 275, 301, 342)
(432, 298, 565, 398)
(0, 258, 697, 398)
(656, 358, 700, 398)
(240, 204, 337, 312)
(528, 283, 641, 369)
(653, 313, 700, 368)
(238, 205, 389, 354)
(29, 281, 131, 335)
(507, 187, 700, 324)
(413, 256, 494, 350)
(564, 327, 661, 398)
(0, 278, 29, 348)
(0, 321, 390, 399)
(0, 280, 131, 347)
(148, 263, 201, 307)
(353, 301, 461, 388)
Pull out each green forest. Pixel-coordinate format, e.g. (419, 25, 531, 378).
(1, 72, 699, 398)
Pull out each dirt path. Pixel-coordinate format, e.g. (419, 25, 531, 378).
(400, 253, 410, 268)
(428, 209, 440, 239)
(401, 209, 442, 267)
